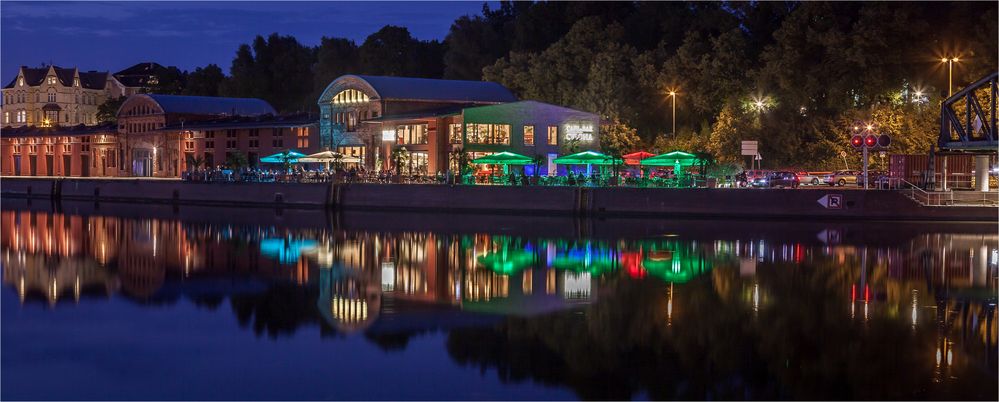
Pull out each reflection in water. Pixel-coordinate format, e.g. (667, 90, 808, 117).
(1, 207, 997, 400)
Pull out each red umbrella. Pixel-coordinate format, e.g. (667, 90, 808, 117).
(623, 151, 655, 166)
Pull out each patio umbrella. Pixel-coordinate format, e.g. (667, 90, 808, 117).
(553, 150, 622, 166)
(260, 150, 307, 164)
(623, 151, 656, 166)
(471, 151, 534, 166)
(640, 151, 701, 167)
(299, 151, 361, 163)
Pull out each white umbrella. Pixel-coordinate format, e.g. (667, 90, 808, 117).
(299, 151, 361, 163)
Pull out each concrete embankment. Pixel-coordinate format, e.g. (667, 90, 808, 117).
(2, 177, 995, 221)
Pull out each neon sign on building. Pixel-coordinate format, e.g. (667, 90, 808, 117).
(564, 122, 594, 142)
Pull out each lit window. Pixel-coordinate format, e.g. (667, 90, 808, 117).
(547, 126, 558, 145)
(18, 77, 24, 86)
(464, 124, 510, 145)
(396, 124, 429, 145)
(524, 125, 535, 146)
(47, 76, 57, 85)
(74, 78, 80, 87)
(3, 112, 8, 124)
(331, 89, 369, 105)
(448, 123, 462, 144)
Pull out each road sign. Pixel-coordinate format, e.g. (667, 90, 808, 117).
(741, 140, 759, 156)
(817, 194, 843, 209)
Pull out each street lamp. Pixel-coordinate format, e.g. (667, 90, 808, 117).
(940, 57, 959, 97)
(667, 90, 677, 136)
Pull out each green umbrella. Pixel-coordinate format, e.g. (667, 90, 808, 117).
(477, 250, 534, 275)
(471, 151, 534, 165)
(553, 150, 622, 166)
(260, 150, 307, 164)
(640, 150, 702, 167)
(642, 245, 711, 283)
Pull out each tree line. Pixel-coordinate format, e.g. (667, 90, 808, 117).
(143, 1, 998, 169)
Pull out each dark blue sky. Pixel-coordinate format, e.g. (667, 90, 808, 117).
(0, 1, 491, 81)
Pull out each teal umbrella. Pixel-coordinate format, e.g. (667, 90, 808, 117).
(260, 150, 307, 164)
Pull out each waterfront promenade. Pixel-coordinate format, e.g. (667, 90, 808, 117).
(2, 177, 995, 221)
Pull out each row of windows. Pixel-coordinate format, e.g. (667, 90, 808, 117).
(206, 128, 292, 138)
(3, 91, 100, 105)
(3, 110, 96, 125)
(331, 89, 369, 105)
(121, 122, 163, 133)
(123, 104, 157, 116)
(203, 137, 296, 149)
(448, 124, 558, 146)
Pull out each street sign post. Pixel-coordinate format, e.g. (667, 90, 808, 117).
(741, 141, 759, 169)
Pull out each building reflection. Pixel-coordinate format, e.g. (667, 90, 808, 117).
(1, 208, 996, 397)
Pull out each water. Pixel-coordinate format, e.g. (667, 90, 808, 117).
(1, 200, 996, 400)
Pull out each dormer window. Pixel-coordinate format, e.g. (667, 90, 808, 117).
(17, 77, 24, 86)
(74, 78, 80, 87)
(47, 76, 57, 85)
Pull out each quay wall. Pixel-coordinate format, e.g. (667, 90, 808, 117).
(2, 177, 995, 221)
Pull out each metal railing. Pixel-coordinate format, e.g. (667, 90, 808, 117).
(898, 179, 998, 206)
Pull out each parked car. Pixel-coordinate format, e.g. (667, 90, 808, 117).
(752, 170, 800, 188)
(736, 170, 770, 187)
(823, 170, 861, 186)
(798, 171, 831, 185)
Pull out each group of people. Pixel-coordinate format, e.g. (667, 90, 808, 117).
(182, 165, 367, 183)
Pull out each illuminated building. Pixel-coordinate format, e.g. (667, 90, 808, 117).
(1, 65, 127, 128)
(317, 75, 601, 174)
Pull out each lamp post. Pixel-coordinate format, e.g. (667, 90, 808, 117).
(941, 57, 959, 97)
(668, 90, 677, 136)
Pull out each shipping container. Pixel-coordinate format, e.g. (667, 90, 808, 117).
(890, 154, 997, 189)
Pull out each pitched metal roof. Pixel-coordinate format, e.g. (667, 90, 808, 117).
(3, 66, 108, 90)
(114, 62, 168, 87)
(351, 75, 517, 103)
(145, 94, 277, 116)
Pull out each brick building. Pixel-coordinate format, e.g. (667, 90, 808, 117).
(1, 93, 319, 177)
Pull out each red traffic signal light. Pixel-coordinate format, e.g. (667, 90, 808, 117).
(865, 135, 877, 147)
(850, 135, 864, 148)
(877, 134, 891, 147)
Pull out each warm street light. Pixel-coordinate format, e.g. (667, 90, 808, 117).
(866, 124, 874, 131)
(667, 90, 678, 136)
(940, 56, 960, 97)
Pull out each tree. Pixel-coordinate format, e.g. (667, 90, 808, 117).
(600, 120, 642, 156)
(184, 64, 225, 97)
(443, 15, 505, 80)
(313, 37, 359, 99)
(358, 26, 444, 78)
(220, 33, 315, 113)
(224, 151, 249, 170)
(148, 66, 186, 95)
(97, 96, 126, 125)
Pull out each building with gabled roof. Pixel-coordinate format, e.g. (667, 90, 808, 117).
(1, 65, 128, 128)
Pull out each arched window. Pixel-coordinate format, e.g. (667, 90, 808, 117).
(48, 91, 56, 102)
(331, 89, 369, 105)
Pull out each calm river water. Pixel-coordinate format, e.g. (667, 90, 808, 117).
(1, 200, 996, 400)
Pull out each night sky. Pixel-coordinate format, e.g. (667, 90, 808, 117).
(0, 1, 490, 81)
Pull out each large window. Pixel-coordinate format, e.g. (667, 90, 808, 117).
(547, 126, 558, 145)
(465, 124, 510, 145)
(397, 124, 429, 145)
(448, 124, 462, 144)
(47, 92, 56, 102)
(524, 125, 535, 146)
